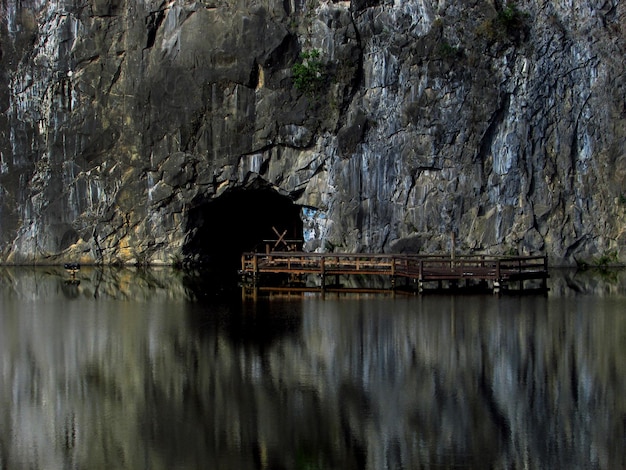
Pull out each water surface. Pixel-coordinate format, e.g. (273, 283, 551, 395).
(1, 267, 625, 469)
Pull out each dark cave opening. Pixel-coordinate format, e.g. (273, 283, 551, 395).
(183, 187, 303, 272)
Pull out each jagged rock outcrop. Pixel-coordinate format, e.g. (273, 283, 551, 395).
(1, 0, 625, 265)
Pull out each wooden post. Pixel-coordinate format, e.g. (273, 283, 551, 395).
(493, 258, 501, 294)
(541, 255, 548, 292)
(253, 254, 259, 285)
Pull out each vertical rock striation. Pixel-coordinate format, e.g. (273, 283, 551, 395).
(0, 0, 624, 265)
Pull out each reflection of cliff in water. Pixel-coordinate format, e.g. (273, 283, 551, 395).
(0, 266, 190, 301)
(550, 267, 626, 296)
(1, 267, 625, 300)
(304, 296, 626, 469)
(1, 268, 626, 468)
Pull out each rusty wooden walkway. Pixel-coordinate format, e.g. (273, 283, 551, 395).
(240, 252, 549, 293)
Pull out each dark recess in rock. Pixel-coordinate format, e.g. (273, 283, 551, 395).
(146, 10, 166, 49)
(183, 188, 303, 269)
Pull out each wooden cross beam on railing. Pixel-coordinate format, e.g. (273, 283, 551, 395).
(272, 226, 289, 251)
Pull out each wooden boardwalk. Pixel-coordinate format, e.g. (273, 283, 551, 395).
(240, 252, 549, 294)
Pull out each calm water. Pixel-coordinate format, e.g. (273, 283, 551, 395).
(1, 267, 625, 470)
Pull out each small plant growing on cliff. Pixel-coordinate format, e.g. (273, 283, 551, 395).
(477, 1, 529, 43)
(499, 2, 529, 33)
(438, 40, 462, 58)
(576, 250, 619, 272)
(292, 49, 325, 95)
(594, 250, 618, 269)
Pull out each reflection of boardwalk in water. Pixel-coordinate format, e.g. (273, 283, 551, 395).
(1, 267, 626, 469)
(240, 252, 549, 294)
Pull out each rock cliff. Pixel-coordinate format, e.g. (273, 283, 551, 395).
(1, 0, 625, 265)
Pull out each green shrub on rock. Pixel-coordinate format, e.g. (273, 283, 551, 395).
(476, 1, 529, 44)
(292, 49, 325, 95)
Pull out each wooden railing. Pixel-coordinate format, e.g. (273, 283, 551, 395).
(241, 252, 548, 288)
(392, 255, 548, 281)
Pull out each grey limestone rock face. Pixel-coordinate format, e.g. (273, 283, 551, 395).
(0, 0, 625, 266)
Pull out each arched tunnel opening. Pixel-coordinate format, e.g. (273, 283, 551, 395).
(183, 187, 303, 275)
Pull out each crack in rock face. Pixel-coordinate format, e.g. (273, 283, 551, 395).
(0, 0, 624, 266)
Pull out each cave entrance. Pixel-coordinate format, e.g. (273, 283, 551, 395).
(184, 187, 303, 272)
